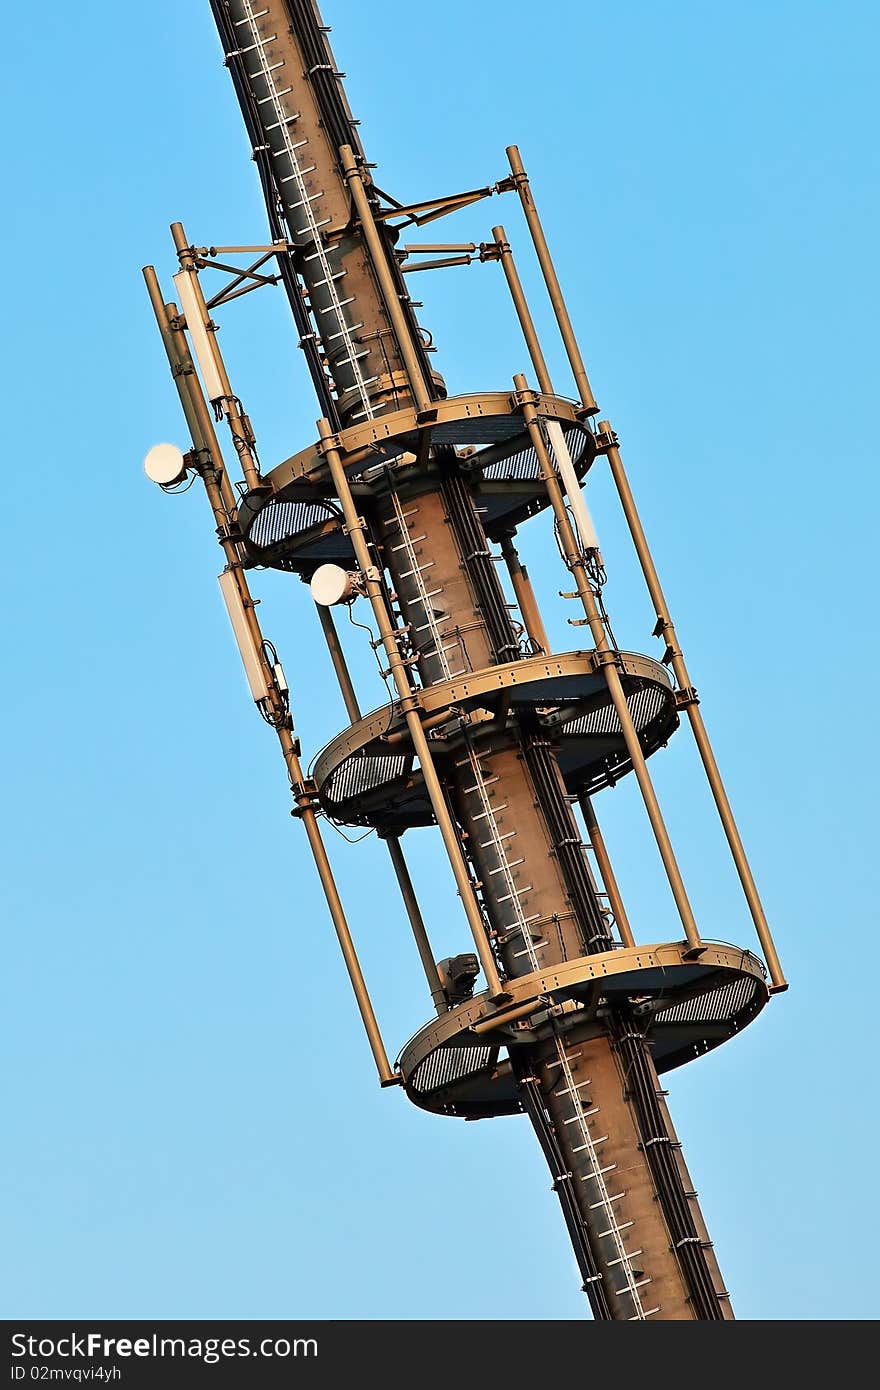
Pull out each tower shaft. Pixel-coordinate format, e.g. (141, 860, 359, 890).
(375, 468, 730, 1319)
(210, 1, 731, 1318)
(212, 0, 436, 423)
(146, 0, 784, 1321)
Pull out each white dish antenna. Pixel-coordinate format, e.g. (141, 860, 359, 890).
(310, 564, 357, 607)
(144, 442, 187, 487)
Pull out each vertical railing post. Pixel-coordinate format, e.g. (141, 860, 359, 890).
(169, 222, 262, 492)
(339, 146, 433, 417)
(316, 418, 507, 1000)
(499, 533, 550, 654)
(314, 604, 447, 1014)
(505, 147, 597, 413)
(578, 796, 635, 950)
(514, 373, 704, 957)
(144, 264, 397, 1084)
(597, 421, 786, 990)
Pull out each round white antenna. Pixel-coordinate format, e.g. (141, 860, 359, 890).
(310, 563, 357, 607)
(144, 443, 187, 487)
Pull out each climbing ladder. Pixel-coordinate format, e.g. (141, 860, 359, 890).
(551, 1035, 660, 1320)
(233, 0, 377, 417)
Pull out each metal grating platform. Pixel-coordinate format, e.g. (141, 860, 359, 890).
(244, 498, 351, 573)
(398, 942, 769, 1118)
(314, 652, 678, 832)
(236, 395, 595, 574)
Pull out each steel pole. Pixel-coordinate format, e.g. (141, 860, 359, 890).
(315, 605, 447, 1013)
(492, 225, 554, 395)
(497, 521, 632, 948)
(316, 418, 507, 999)
(170, 221, 262, 491)
(144, 267, 396, 1084)
(578, 794, 635, 949)
(515, 375, 703, 956)
(505, 147, 597, 413)
(499, 533, 550, 653)
(339, 146, 433, 417)
(383, 835, 448, 1015)
(143, 267, 239, 511)
(315, 602, 362, 722)
(599, 421, 786, 990)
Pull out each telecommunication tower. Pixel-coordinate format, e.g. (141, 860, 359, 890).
(143, 0, 786, 1320)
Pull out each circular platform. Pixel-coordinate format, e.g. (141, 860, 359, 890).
(312, 649, 678, 832)
(236, 390, 595, 574)
(397, 941, 769, 1118)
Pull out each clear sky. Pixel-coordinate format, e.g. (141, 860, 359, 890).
(2, 0, 877, 1321)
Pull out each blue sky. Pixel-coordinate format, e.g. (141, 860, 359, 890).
(1, 0, 877, 1320)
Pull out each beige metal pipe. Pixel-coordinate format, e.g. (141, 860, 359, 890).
(184, 379, 395, 1081)
(315, 605, 447, 1014)
(170, 221, 262, 492)
(145, 267, 395, 1084)
(143, 269, 206, 450)
(338, 146, 433, 417)
(492, 227, 600, 566)
(143, 268, 240, 521)
(492, 454, 634, 952)
(490, 208, 773, 971)
(492, 226, 554, 395)
(599, 421, 787, 990)
(471, 997, 546, 1035)
(404, 232, 624, 947)
(505, 147, 597, 413)
(497, 549, 635, 1001)
(383, 835, 448, 1015)
(499, 533, 550, 653)
(578, 795, 635, 949)
(293, 794, 397, 1084)
(514, 375, 703, 957)
(199, 465, 395, 1081)
(315, 602, 361, 722)
(316, 417, 507, 999)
